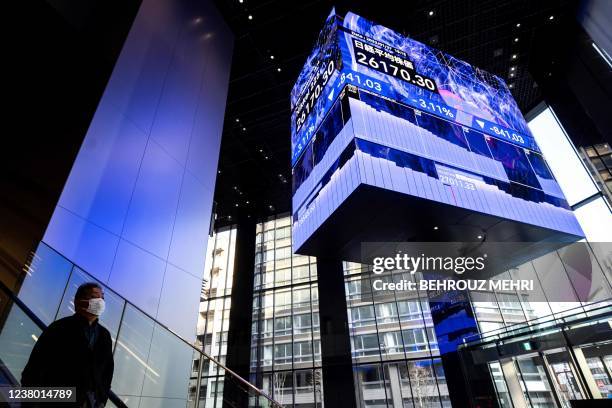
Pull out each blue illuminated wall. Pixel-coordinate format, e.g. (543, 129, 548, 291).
(41, 0, 233, 340)
(291, 10, 583, 256)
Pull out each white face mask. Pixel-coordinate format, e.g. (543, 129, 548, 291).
(86, 298, 106, 316)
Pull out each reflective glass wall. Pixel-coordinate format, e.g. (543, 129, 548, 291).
(344, 263, 451, 407)
(189, 226, 236, 407)
(249, 215, 323, 407)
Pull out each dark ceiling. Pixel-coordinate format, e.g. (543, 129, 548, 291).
(212, 0, 579, 227)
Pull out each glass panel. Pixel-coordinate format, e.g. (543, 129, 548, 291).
(17, 242, 73, 325)
(585, 356, 612, 398)
(273, 371, 293, 406)
(109, 395, 140, 407)
(141, 323, 193, 401)
(488, 362, 512, 408)
(111, 304, 155, 396)
(531, 252, 582, 316)
(515, 355, 557, 407)
(294, 369, 315, 407)
(354, 364, 387, 407)
(383, 362, 413, 407)
(0, 303, 43, 380)
(55, 267, 125, 347)
(406, 359, 441, 407)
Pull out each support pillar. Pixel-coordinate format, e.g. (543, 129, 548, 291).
(224, 219, 257, 407)
(572, 347, 602, 399)
(316, 258, 357, 408)
(500, 359, 528, 408)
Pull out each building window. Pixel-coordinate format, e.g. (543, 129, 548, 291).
(250, 214, 322, 407)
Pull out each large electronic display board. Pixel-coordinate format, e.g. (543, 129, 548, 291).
(291, 10, 537, 167)
(290, 9, 583, 260)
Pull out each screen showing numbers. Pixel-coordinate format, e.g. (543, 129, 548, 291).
(291, 9, 540, 167)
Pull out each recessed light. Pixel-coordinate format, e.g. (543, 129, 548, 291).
(477, 235, 483, 239)
(516, 23, 521, 28)
(277, 67, 281, 72)
(239, 0, 244, 3)
(514, 37, 519, 42)
(433, 226, 439, 230)
(428, 10, 434, 16)
(246, 200, 250, 204)
(248, 14, 253, 20)
(270, 55, 275, 60)
(510, 66, 516, 71)
(242, 127, 246, 131)
(511, 54, 518, 59)
(509, 73, 515, 78)
(509, 83, 515, 88)
(235, 203, 239, 207)
(549, 15, 554, 20)
(235, 118, 240, 122)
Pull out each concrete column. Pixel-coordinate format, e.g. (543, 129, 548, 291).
(316, 258, 357, 408)
(500, 359, 528, 408)
(387, 364, 404, 407)
(572, 347, 602, 399)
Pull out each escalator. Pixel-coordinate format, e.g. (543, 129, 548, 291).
(0, 276, 127, 407)
(0, 242, 282, 408)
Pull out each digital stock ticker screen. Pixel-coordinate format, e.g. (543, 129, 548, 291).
(290, 9, 583, 259)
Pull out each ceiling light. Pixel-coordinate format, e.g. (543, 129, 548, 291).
(248, 14, 253, 20)
(428, 10, 434, 16)
(477, 235, 483, 239)
(270, 55, 275, 60)
(549, 15, 554, 20)
(246, 200, 250, 204)
(509, 73, 515, 78)
(433, 226, 439, 230)
(235, 203, 239, 207)
(235, 118, 239, 122)
(514, 37, 519, 42)
(258, 148, 263, 152)
(277, 67, 281, 72)
(516, 23, 521, 28)
(510, 66, 516, 71)
(509, 83, 514, 89)
(264, 156, 269, 160)
(511, 54, 517, 59)
(242, 127, 246, 131)
(239, 0, 244, 3)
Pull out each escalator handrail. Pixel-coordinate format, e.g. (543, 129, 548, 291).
(0, 279, 128, 408)
(10, 241, 284, 407)
(39, 243, 283, 407)
(461, 298, 612, 346)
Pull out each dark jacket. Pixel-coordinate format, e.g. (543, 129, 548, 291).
(21, 314, 114, 406)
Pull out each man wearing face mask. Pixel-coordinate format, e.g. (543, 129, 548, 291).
(21, 282, 114, 407)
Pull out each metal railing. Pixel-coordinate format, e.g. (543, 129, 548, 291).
(460, 298, 612, 349)
(0, 278, 127, 406)
(0, 242, 283, 407)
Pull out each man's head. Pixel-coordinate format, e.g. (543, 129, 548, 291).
(74, 282, 105, 319)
